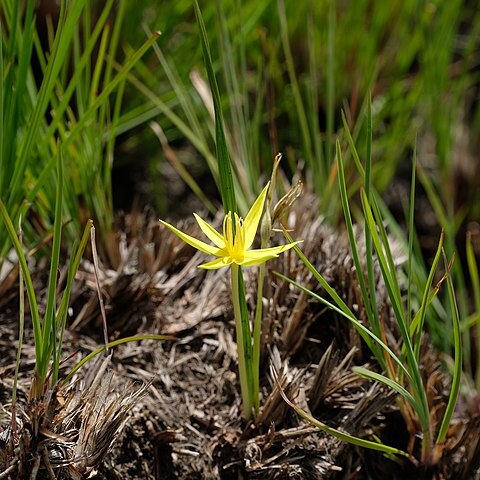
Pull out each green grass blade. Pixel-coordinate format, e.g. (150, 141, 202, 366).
(63, 31, 161, 148)
(435, 253, 462, 444)
(53, 220, 93, 385)
(407, 147, 417, 328)
(364, 94, 380, 338)
(9, 0, 87, 206)
(275, 270, 413, 383)
(337, 141, 381, 357)
(360, 190, 406, 337)
(0, 199, 42, 362)
(361, 190, 430, 434)
(62, 334, 173, 386)
(40, 148, 64, 382)
(274, 368, 411, 459)
(12, 218, 25, 420)
(341, 110, 365, 179)
(411, 232, 444, 359)
(353, 366, 421, 413)
(193, 0, 236, 215)
(277, 0, 314, 179)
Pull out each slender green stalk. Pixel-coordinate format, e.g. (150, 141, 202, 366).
(252, 264, 264, 413)
(411, 233, 444, 359)
(252, 165, 277, 413)
(231, 263, 253, 420)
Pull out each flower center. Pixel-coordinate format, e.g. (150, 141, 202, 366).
(223, 212, 245, 262)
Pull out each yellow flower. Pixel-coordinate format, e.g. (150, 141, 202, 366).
(160, 184, 300, 270)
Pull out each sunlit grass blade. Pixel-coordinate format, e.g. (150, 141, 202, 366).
(274, 270, 413, 383)
(377, 197, 448, 339)
(353, 367, 421, 414)
(272, 365, 412, 459)
(336, 140, 381, 360)
(406, 146, 416, 328)
(150, 121, 216, 214)
(341, 110, 365, 179)
(360, 190, 407, 344)
(0, 199, 42, 364)
(62, 334, 174, 386)
(360, 189, 431, 449)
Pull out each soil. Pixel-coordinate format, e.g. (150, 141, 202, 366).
(1, 196, 480, 479)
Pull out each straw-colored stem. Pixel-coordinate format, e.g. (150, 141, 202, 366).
(231, 264, 253, 420)
(421, 427, 434, 465)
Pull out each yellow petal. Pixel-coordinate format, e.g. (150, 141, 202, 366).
(239, 241, 301, 267)
(253, 242, 301, 256)
(239, 253, 279, 266)
(198, 257, 233, 270)
(193, 213, 225, 248)
(243, 183, 270, 249)
(159, 220, 222, 256)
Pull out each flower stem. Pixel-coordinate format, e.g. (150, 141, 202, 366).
(231, 263, 253, 420)
(252, 263, 265, 413)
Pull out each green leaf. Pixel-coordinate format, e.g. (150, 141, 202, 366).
(435, 253, 462, 444)
(275, 269, 413, 384)
(193, 0, 236, 215)
(274, 367, 411, 459)
(353, 367, 421, 414)
(62, 334, 173, 385)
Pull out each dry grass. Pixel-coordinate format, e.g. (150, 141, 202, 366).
(1, 199, 480, 478)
